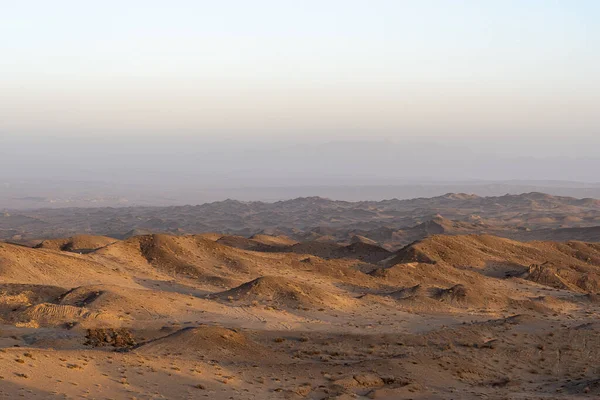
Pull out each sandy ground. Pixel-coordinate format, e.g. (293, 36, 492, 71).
(2, 233, 600, 399)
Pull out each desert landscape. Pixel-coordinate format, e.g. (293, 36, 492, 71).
(4, 192, 600, 247)
(1, 193, 600, 398)
(3, 1, 598, 398)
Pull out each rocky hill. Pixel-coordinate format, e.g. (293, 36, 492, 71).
(3, 193, 600, 251)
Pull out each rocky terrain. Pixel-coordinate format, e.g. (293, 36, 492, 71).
(2, 193, 600, 398)
(3, 192, 600, 250)
(0, 230, 599, 398)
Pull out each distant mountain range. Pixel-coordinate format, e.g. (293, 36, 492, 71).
(3, 192, 600, 248)
(3, 177, 600, 209)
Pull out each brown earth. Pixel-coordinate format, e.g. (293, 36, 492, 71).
(3, 225, 600, 398)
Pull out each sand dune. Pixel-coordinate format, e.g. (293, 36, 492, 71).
(136, 325, 286, 363)
(211, 276, 350, 310)
(1, 229, 600, 398)
(34, 234, 118, 253)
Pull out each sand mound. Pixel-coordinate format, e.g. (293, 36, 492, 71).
(0, 242, 124, 286)
(35, 235, 118, 253)
(11, 303, 114, 328)
(94, 233, 377, 290)
(216, 235, 273, 251)
(523, 257, 600, 293)
(389, 235, 537, 267)
(392, 235, 600, 269)
(508, 296, 575, 314)
(120, 228, 154, 239)
(212, 276, 347, 309)
(388, 283, 484, 309)
(387, 235, 600, 293)
(59, 286, 107, 307)
(369, 261, 482, 290)
(387, 215, 491, 249)
(388, 284, 428, 300)
(137, 325, 280, 362)
(194, 232, 224, 241)
(273, 240, 391, 263)
(335, 242, 392, 263)
(0, 284, 66, 310)
(525, 262, 585, 292)
(249, 234, 298, 247)
(2, 283, 200, 327)
(58, 284, 191, 319)
(96, 234, 258, 282)
(350, 235, 379, 246)
(283, 241, 345, 258)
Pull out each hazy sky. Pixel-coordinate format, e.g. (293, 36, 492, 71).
(2, 0, 599, 145)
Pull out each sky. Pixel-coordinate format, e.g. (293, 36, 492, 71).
(1, 1, 599, 188)
(2, 1, 599, 139)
